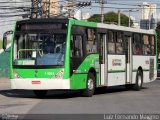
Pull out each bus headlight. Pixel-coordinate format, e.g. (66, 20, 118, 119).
(13, 71, 21, 78)
(14, 73, 20, 78)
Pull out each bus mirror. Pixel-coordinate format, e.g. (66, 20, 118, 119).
(3, 36, 7, 50)
(3, 30, 13, 50)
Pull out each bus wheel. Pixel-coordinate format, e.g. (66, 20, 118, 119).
(82, 72, 96, 97)
(134, 70, 143, 91)
(33, 90, 48, 98)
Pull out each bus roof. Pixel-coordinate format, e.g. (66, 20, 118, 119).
(97, 23, 155, 35)
(16, 18, 69, 24)
(16, 18, 155, 35)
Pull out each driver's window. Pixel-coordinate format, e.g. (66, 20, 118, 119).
(71, 35, 83, 57)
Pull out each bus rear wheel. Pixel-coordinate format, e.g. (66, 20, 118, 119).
(134, 70, 143, 91)
(33, 90, 48, 98)
(82, 72, 96, 97)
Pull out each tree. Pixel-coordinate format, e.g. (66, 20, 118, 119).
(157, 21, 160, 29)
(88, 11, 133, 27)
(156, 21, 160, 62)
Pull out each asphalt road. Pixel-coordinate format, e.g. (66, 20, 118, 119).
(0, 78, 160, 119)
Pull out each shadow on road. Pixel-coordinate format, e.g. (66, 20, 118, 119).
(0, 86, 149, 99)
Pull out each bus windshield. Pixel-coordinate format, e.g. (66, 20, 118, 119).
(13, 32, 66, 67)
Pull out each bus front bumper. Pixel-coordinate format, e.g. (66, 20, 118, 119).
(11, 78, 70, 90)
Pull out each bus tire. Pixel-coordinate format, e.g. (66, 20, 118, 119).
(82, 72, 96, 97)
(33, 90, 48, 98)
(134, 70, 143, 91)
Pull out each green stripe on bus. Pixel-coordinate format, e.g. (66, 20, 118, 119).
(72, 19, 97, 27)
(108, 70, 126, 73)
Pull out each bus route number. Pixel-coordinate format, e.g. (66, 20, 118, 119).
(45, 72, 55, 76)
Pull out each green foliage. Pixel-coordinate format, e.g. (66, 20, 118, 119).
(157, 21, 160, 29)
(88, 11, 133, 27)
(156, 21, 160, 62)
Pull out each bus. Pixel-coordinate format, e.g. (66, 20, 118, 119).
(3, 18, 157, 97)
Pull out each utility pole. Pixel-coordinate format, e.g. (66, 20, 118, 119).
(31, 0, 43, 18)
(100, 0, 104, 23)
(95, 0, 107, 23)
(123, 9, 139, 27)
(42, 0, 50, 18)
(129, 10, 131, 27)
(118, 10, 121, 26)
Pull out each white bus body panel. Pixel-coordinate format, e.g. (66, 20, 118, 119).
(107, 55, 126, 86)
(97, 23, 156, 87)
(108, 73, 126, 86)
(11, 78, 70, 90)
(132, 55, 157, 84)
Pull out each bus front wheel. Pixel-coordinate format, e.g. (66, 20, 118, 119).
(134, 70, 143, 91)
(82, 72, 96, 97)
(33, 90, 48, 98)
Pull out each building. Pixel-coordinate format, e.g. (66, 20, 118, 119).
(61, 0, 76, 17)
(49, 0, 60, 16)
(140, 2, 157, 29)
(42, 0, 60, 17)
(142, 2, 157, 20)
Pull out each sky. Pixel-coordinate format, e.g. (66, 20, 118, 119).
(0, 0, 160, 40)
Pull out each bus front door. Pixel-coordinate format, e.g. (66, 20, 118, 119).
(99, 33, 108, 86)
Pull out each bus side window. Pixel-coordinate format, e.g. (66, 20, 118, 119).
(150, 36, 155, 55)
(116, 32, 124, 54)
(133, 33, 142, 55)
(86, 28, 97, 54)
(142, 34, 151, 55)
(71, 35, 83, 57)
(108, 31, 115, 54)
(70, 36, 74, 57)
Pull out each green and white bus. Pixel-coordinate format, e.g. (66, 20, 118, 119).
(3, 18, 157, 97)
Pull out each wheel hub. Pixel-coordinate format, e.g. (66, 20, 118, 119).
(88, 79, 94, 90)
(138, 76, 142, 86)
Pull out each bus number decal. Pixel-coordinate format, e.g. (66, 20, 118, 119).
(45, 72, 55, 76)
